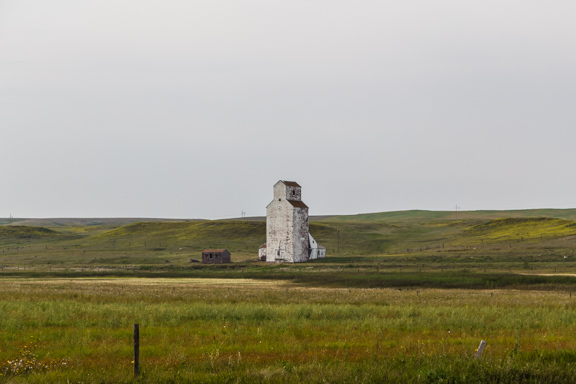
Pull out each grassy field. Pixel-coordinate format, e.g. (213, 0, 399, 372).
(2, 279, 576, 383)
(3, 209, 576, 382)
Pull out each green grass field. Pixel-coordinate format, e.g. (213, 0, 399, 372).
(2, 279, 576, 383)
(3, 209, 576, 382)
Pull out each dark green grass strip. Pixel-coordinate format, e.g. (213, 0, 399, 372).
(3, 269, 576, 291)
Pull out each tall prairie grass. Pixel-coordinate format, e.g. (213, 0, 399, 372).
(2, 279, 576, 382)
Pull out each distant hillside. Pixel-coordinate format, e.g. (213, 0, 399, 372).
(3, 218, 197, 227)
(3, 209, 576, 267)
(5, 209, 576, 227)
(327, 209, 576, 223)
(464, 217, 576, 241)
(0, 225, 61, 240)
(86, 221, 267, 253)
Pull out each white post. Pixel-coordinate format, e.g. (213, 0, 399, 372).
(475, 340, 486, 359)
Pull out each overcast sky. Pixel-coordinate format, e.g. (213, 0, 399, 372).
(1, 1, 575, 219)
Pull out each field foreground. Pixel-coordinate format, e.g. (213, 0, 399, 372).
(2, 278, 576, 383)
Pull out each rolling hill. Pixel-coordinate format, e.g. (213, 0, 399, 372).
(1, 208, 576, 269)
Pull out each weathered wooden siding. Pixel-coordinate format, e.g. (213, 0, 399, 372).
(201, 249, 231, 264)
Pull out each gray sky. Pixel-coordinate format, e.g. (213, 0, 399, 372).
(1, 0, 576, 219)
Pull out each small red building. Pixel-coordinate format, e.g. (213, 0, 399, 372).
(201, 249, 231, 264)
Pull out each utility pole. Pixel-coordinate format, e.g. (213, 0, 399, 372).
(241, 211, 246, 219)
(455, 205, 460, 219)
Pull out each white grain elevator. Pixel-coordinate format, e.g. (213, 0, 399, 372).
(264, 180, 326, 263)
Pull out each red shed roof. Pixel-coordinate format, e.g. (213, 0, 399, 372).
(282, 181, 301, 188)
(288, 200, 308, 209)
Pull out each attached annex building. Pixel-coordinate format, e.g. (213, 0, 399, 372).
(262, 180, 326, 263)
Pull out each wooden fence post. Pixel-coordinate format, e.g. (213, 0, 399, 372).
(134, 324, 140, 378)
